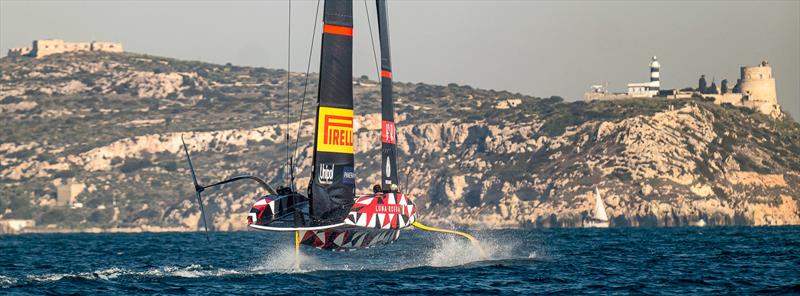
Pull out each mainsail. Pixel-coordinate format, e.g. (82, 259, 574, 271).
(593, 188, 609, 222)
(377, 0, 399, 189)
(310, 0, 356, 223)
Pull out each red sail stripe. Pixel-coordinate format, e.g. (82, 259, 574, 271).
(323, 24, 353, 36)
(381, 70, 392, 78)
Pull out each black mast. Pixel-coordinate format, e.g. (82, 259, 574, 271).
(377, 0, 399, 191)
(309, 0, 356, 224)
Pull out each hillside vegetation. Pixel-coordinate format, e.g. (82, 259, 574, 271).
(1, 52, 798, 232)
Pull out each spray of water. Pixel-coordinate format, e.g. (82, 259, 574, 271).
(250, 246, 320, 273)
(426, 234, 519, 267)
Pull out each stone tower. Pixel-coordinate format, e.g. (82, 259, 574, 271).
(740, 61, 777, 104)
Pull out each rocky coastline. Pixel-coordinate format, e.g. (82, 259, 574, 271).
(1, 52, 798, 233)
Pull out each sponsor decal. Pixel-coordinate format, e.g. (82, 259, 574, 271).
(381, 120, 396, 144)
(343, 166, 355, 185)
(375, 204, 402, 213)
(317, 107, 354, 154)
(385, 156, 391, 177)
(318, 163, 334, 185)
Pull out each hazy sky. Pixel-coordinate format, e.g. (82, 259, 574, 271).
(2, 0, 799, 119)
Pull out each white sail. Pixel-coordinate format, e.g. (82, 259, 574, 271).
(593, 188, 609, 222)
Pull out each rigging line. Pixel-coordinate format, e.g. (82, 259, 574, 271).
(364, 0, 381, 81)
(290, 0, 322, 192)
(285, 0, 292, 187)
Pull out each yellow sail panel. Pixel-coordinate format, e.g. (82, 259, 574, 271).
(316, 106, 354, 154)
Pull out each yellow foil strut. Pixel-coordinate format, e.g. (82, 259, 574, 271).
(294, 230, 300, 269)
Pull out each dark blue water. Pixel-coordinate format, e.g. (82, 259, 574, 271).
(1, 227, 798, 295)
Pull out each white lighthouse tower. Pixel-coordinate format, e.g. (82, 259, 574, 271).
(650, 56, 660, 93)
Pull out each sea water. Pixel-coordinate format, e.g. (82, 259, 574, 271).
(1, 227, 798, 294)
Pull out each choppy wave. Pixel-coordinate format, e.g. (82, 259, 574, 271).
(0, 275, 18, 288)
(2, 265, 242, 288)
(2, 228, 798, 294)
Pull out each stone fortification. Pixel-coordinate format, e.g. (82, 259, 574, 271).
(7, 39, 123, 58)
(739, 61, 778, 105)
(587, 59, 784, 119)
(696, 61, 782, 118)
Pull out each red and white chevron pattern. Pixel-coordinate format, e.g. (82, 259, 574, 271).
(247, 198, 275, 225)
(343, 193, 416, 229)
(299, 228, 400, 251)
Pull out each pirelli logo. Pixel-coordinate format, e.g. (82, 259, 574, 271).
(317, 106, 354, 154)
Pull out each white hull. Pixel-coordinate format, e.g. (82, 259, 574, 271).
(690, 219, 707, 227)
(583, 220, 609, 228)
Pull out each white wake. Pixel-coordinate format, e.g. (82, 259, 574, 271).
(426, 234, 519, 267)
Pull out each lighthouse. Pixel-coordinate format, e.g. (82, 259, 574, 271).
(650, 56, 660, 92)
(588, 55, 666, 100)
(625, 56, 662, 98)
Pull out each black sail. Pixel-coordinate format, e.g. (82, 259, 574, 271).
(310, 0, 355, 223)
(377, 0, 399, 190)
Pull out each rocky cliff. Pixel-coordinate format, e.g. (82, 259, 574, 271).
(1, 52, 798, 232)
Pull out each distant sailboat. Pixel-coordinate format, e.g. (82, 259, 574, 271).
(690, 219, 707, 227)
(584, 188, 610, 228)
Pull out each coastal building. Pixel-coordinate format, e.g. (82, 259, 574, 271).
(7, 39, 123, 58)
(626, 56, 661, 98)
(0, 219, 35, 234)
(585, 56, 661, 100)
